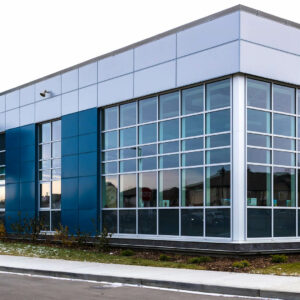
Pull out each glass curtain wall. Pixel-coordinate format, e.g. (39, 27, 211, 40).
(101, 78, 231, 238)
(247, 78, 299, 238)
(38, 120, 61, 231)
(0, 133, 5, 223)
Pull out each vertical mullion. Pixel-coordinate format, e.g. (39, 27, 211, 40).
(271, 83, 274, 238)
(178, 90, 181, 236)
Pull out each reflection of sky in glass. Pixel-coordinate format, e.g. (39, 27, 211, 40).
(52, 181, 61, 195)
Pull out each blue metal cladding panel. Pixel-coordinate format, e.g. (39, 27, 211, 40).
(61, 155, 78, 178)
(62, 136, 79, 156)
(61, 178, 79, 210)
(61, 209, 78, 234)
(78, 209, 97, 235)
(78, 175, 97, 210)
(5, 183, 20, 211)
(78, 108, 97, 135)
(20, 161, 35, 183)
(6, 127, 20, 149)
(20, 182, 36, 211)
(78, 133, 97, 154)
(78, 152, 97, 177)
(62, 113, 79, 139)
(5, 211, 21, 232)
(20, 145, 35, 162)
(20, 124, 35, 147)
(5, 155, 20, 184)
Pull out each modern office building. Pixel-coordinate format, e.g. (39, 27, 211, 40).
(1, 5, 300, 252)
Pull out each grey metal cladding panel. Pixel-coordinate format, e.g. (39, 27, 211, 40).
(0, 96, 5, 113)
(78, 84, 97, 111)
(240, 41, 300, 86)
(62, 90, 79, 116)
(240, 11, 300, 56)
(62, 69, 79, 93)
(6, 90, 19, 111)
(20, 104, 34, 127)
(98, 74, 133, 107)
(177, 11, 240, 57)
(35, 75, 61, 102)
(177, 41, 239, 87)
(35, 95, 62, 123)
(134, 61, 176, 98)
(6, 108, 19, 130)
(134, 34, 176, 70)
(20, 85, 35, 106)
(98, 50, 133, 82)
(79, 62, 97, 88)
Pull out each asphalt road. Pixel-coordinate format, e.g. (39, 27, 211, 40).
(0, 272, 260, 300)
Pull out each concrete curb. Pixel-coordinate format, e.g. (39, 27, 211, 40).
(0, 266, 298, 300)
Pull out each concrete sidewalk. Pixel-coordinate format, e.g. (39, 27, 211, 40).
(0, 255, 299, 299)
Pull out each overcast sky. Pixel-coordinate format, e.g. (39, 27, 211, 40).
(1, 0, 300, 93)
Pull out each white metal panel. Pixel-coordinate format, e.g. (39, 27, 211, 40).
(177, 41, 239, 87)
(240, 41, 300, 86)
(62, 69, 79, 93)
(6, 90, 19, 111)
(6, 108, 19, 130)
(20, 85, 35, 106)
(177, 11, 240, 57)
(20, 104, 34, 126)
(0, 112, 5, 132)
(240, 11, 300, 56)
(79, 62, 97, 88)
(98, 74, 133, 107)
(35, 75, 61, 102)
(78, 84, 97, 111)
(0, 96, 5, 113)
(98, 50, 133, 82)
(232, 74, 246, 242)
(62, 90, 78, 115)
(35, 95, 61, 123)
(134, 34, 176, 70)
(134, 61, 176, 98)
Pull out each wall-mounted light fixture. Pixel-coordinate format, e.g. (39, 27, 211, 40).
(40, 90, 50, 97)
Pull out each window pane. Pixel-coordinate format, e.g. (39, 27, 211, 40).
(206, 148, 230, 164)
(138, 210, 157, 234)
(159, 92, 179, 119)
(0, 186, 5, 209)
(102, 176, 117, 208)
(40, 183, 50, 208)
(0, 134, 5, 150)
(120, 148, 136, 159)
(182, 138, 203, 151)
(181, 209, 203, 236)
(120, 127, 136, 147)
(104, 106, 118, 130)
(120, 102, 136, 127)
(52, 159, 61, 169)
(181, 168, 203, 206)
(159, 141, 179, 154)
(51, 181, 61, 209)
(273, 137, 295, 150)
(247, 134, 271, 148)
(182, 151, 203, 166)
(181, 115, 203, 138)
(206, 134, 230, 148)
(39, 170, 51, 181)
(247, 208, 271, 238)
(247, 165, 271, 206)
(102, 162, 117, 174)
(206, 79, 230, 110)
(138, 144, 157, 157)
(52, 169, 61, 180)
(120, 174, 136, 207)
(158, 209, 179, 235)
(274, 167, 295, 207)
(40, 144, 51, 160)
(40, 211, 50, 231)
(247, 109, 271, 133)
(159, 119, 179, 141)
(138, 172, 157, 207)
(274, 113, 295, 137)
(51, 211, 61, 231)
(206, 109, 230, 134)
(139, 123, 157, 144)
(182, 86, 203, 115)
(103, 150, 118, 161)
(247, 78, 270, 109)
(159, 170, 179, 207)
(273, 84, 295, 114)
(120, 159, 136, 173)
(40, 123, 51, 143)
(139, 97, 157, 123)
(103, 131, 118, 149)
(39, 160, 51, 170)
(205, 208, 230, 237)
(103, 210, 117, 233)
(206, 165, 230, 206)
(52, 120, 61, 141)
(159, 154, 179, 169)
(298, 90, 300, 115)
(274, 151, 295, 166)
(274, 209, 296, 237)
(119, 210, 136, 234)
(138, 157, 157, 171)
(0, 152, 4, 166)
(52, 142, 61, 158)
(247, 148, 271, 164)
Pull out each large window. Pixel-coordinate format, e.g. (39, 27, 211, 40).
(38, 120, 61, 231)
(247, 78, 299, 238)
(0, 133, 5, 224)
(101, 78, 231, 238)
